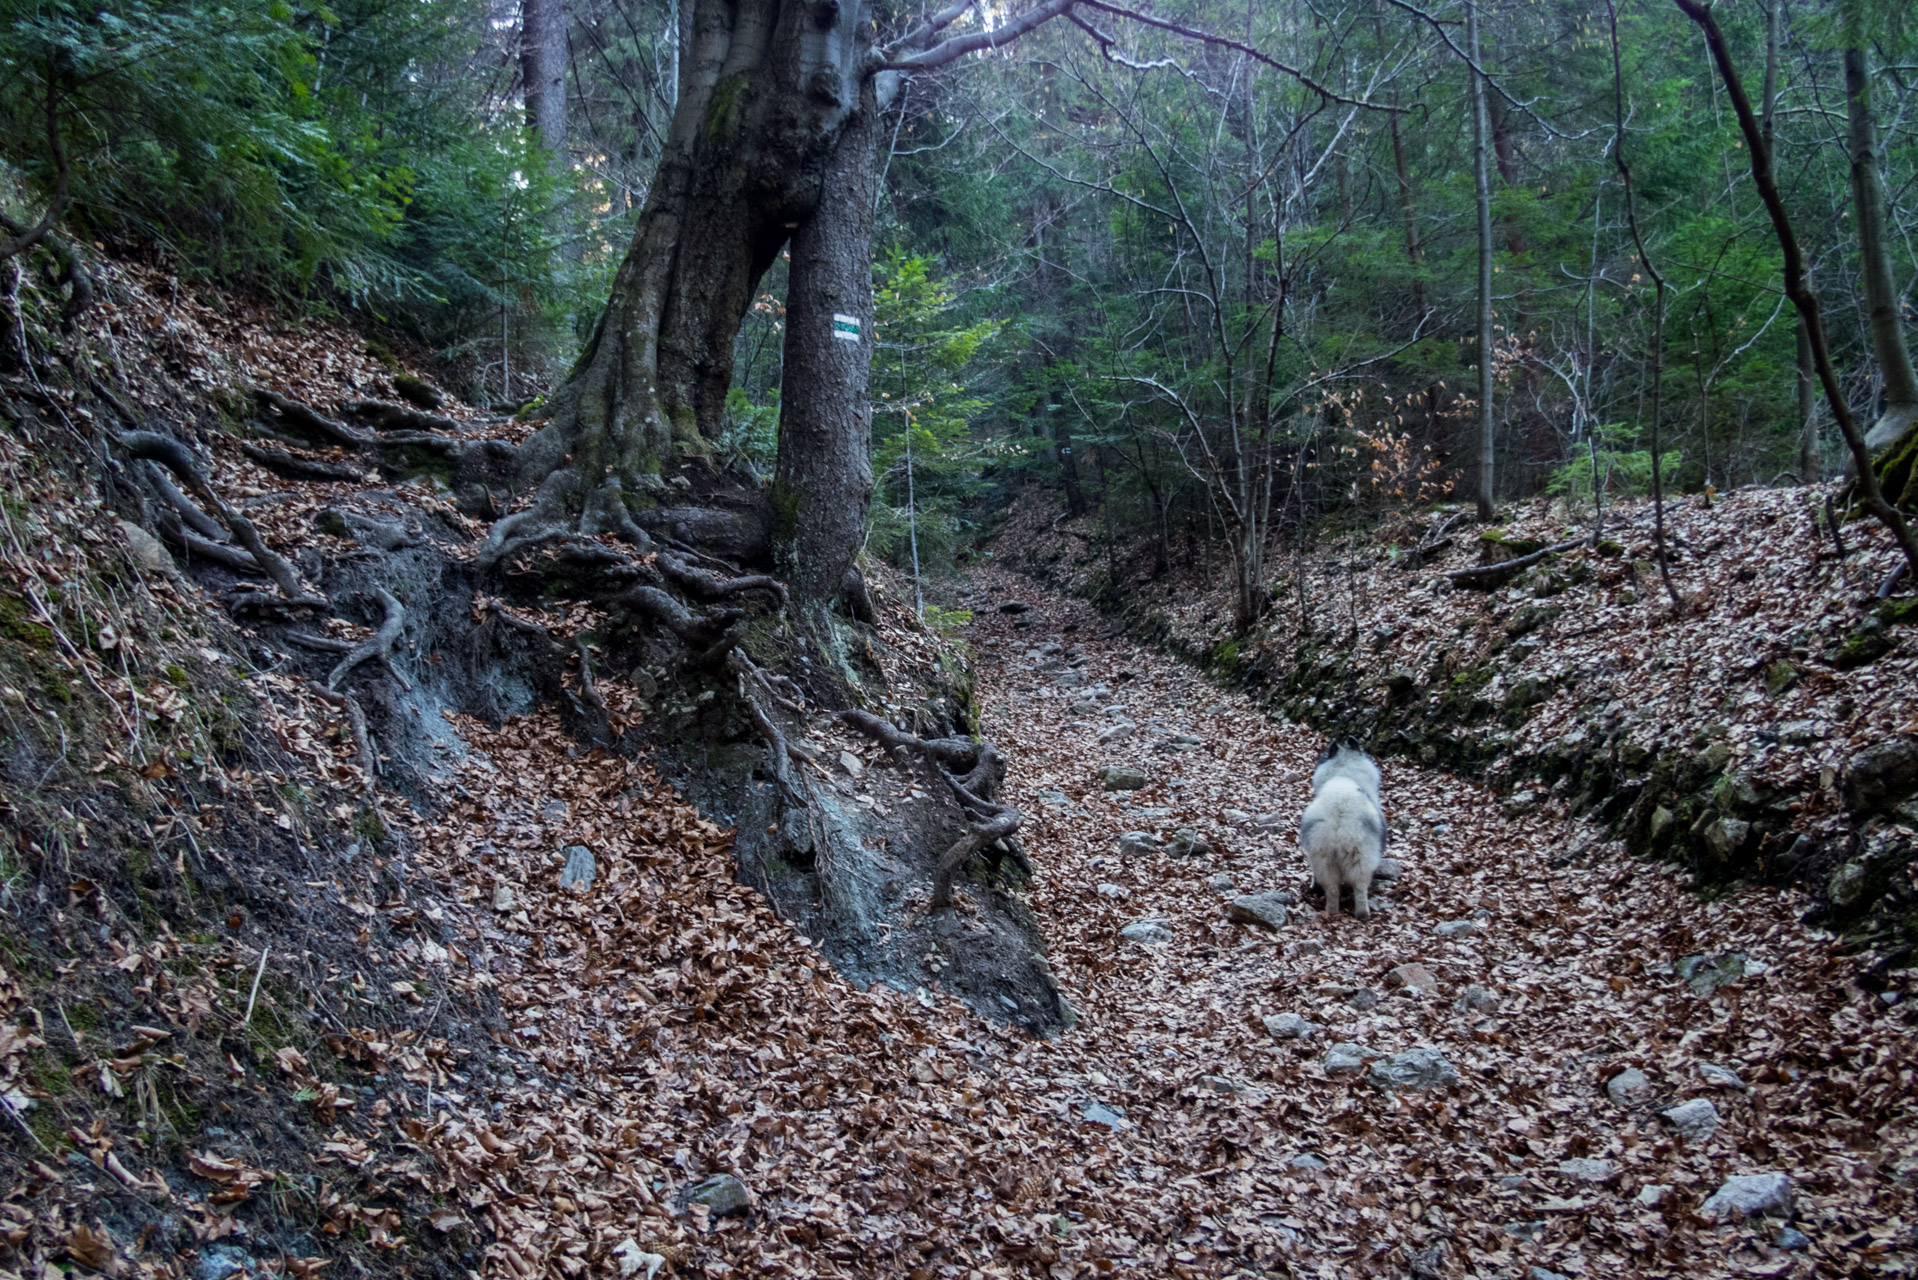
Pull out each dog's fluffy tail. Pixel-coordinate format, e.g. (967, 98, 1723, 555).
(1300, 777, 1385, 873)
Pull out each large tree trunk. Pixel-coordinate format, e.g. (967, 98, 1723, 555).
(1846, 44, 1918, 456)
(521, 0, 569, 158)
(502, 0, 878, 559)
(773, 76, 879, 611)
(1467, 0, 1496, 522)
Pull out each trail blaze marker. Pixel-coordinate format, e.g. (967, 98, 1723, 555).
(832, 313, 861, 342)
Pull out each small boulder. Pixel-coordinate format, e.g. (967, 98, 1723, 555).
(1205, 872, 1237, 892)
(1701, 816, 1751, 863)
(559, 845, 596, 892)
(1829, 860, 1869, 908)
(1253, 812, 1287, 830)
(120, 521, 179, 576)
(1367, 1048, 1460, 1093)
(1120, 919, 1174, 946)
(1262, 1013, 1317, 1040)
(1775, 1226, 1811, 1251)
(1845, 738, 1918, 814)
(1605, 1067, 1652, 1106)
(492, 885, 516, 912)
(1322, 1042, 1369, 1074)
(1461, 984, 1499, 1013)
(1288, 1153, 1328, 1171)
(1080, 1101, 1130, 1130)
(1099, 765, 1147, 791)
(1434, 919, 1483, 939)
(1675, 951, 1747, 996)
(196, 1245, 250, 1280)
(541, 799, 570, 825)
(1036, 790, 1072, 809)
(676, 1174, 750, 1219)
(1636, 1184, 1672, 1207)
(1698, 1062, 1747, 1091)
(1222, 808, 1253, 824)
(1373, 857, 1403, 882)
(1226, 892, 1291, 930)
(1556, 1158, 1617, 1184)
(1700, 1172, 1793, 1223)
(1095, 883, 1131, 901)
(1164, 827, 1211, 859)
(1659, 1097, 1721, 1145)
(1345, 987, 1380, 1011)
(1385, 963, 1439, 993)
(1096, 721, 1135, 744)
(838, 750, 866, 778)
(1117, 831, 1162, 858)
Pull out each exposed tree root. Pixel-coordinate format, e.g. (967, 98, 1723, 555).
(120, 430, 324, 605)
(327, 588, 409, 692)
(252, 388, 376, 449)
(838, 708, 1028, 910)
(339, 399, 465, 435)
(240, 443, 369, 483)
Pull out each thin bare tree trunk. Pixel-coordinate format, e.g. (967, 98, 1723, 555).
(1798, 316, 1820, 480)
(1845, 44, 1918, 454)
(1467, 0, 1496, 523)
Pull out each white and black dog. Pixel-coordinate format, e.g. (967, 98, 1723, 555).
(1300, 740, 1386, 920)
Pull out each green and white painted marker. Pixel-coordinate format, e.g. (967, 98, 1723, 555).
(832, 313, 860, 342)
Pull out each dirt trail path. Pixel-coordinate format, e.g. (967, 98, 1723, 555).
(954, 566, 1913, 1279)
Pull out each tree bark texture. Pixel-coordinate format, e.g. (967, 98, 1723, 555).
(1467, 0, 1496, 523)
(512, 0, 878, 543)
(774, 75, 879, 609)
(1846, 45, 1918, 455)
(521, 0, 569, 158)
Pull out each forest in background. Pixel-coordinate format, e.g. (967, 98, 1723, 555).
(6, 0, 1918, 596)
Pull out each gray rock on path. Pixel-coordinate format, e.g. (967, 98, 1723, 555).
(1606, 1067, 1652, 1106)
(1056, 669, 1088, 688)
(1099, 765, 1147, 791)
(1503, 1221, 1547, 1242)
(1081, 1101, 1130, 1130)
(1636, 1184, 1671, 1207)
(120, 520, 180, 577)
(1775, 1227, 1811, 1251)
(1698, 1062, 1748, 1091)
(541, 799, 570, 825)
(1120, 919, 1174, 946)
(1322, 1043, 1369, 1074)
(196, 1245, 250, 1280)
(1434, 919, 1483, 939)
(1036, 790, 1072, 809)
(1117, 831, 1162, 858)
(1206, 872, 1237, 892)
(492, 885, 516, 912)
(1096, 721, 1135, 744)
(1373, 857, 1403, 882)
(1675, 951, 1747, 995)
(1659, 1097, 1721, 1144)
(1345, 988, 1380, 1011)
(1263, 1013, 1317, 1040)
(1164, 828, 1210, 859)
(676, 1174, 751, 1219)
(1226, 892, 1292, 930)
(1288, 1153, 1327, 1171)
(1461, 984, 1499, 1013)
(559, 845, 596, 892)
(1386, 963, 1438, 993)
(1095, 883, 1131, 901)
(838, 750, 866, 778)
(1556, 1158, 1617, 1184)
(1222, 808, 1252, 825)
(1254, 812, 1286, 830)
(1701, 1172, 1794, 1222)
(1845, 737, 1918, 814)
(1367, 1048, 1461, 1093)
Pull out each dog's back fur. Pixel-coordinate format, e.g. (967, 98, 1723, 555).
(1300, 742, 1386, 920)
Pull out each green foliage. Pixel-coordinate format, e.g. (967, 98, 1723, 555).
(1546, 425, 1683, 508)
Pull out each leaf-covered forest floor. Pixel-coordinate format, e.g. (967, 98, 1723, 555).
(0, 251, 1914, 1280)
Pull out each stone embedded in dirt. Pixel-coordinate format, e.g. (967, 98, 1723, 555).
(541, 799, 569, 825)
(1829, 860, 1869, 907)
(1222, 808, 1252, 824)
(1702, 816, 1751, 863)
(1096, 721, 1135, 744)
(1529, 1268, 1570, 1280)
(1699, 1062, 1748, 1091)
(1206, 872, 1237, 892)
(1636, 1184, 1672, 1207)
(195, 1244, 250, 1280)
(1036, 790, 1071, 809)
(1117, 831, 1162, 858)
(1322, 1043, 1369, 1074)
(1675, 952, 1746, 996)
(1164, 827, 1211, 858)
(1374, 857, 1403, 882)
(1292, 939, 1325, 957)
(838, 751, 866, 778)
(1226, 892, 1291, 930)
(1346, 987, 1380, 1011)
(1099, 765, 1147, 791)
(1701, 1172, 1793, 1222)
(1080, 1101, 1130, 1130)
(492, 885, 516, 912)
(1263, 1013, 1317, 1040)
(1434, 919, 1483, 939)
(1386, 963, 1438, 993)
(1120, 919, 1174, 946)
(1095, 883, 1131, 901)
(1367, 1048, 1460, 1092)
(1056, 669, 1089, 689)
(1254, 812, 1286, 830)
(1501, 789, 1539, 816)
(559, 845, 596, 892)
(1660, 1097, 1721, 1144)
(1775, 1227, 1812, 1251)
(1606, 1067, 1652, 1106)
(1068, 699, 1101, 715)
(1201, 1075, 1262, 1100)
(997, 601, 1031, 614)
(1844, 738, 1918, 814)
(676, 1173, 751, 1219)
(120, 519, 179, 576)
(1503, 1221, 1547, 1242)
(1287, 1153, 1328, 1171)
(1556, 1158, 1617, 1184)
(1462, 984, 1499, 1013)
